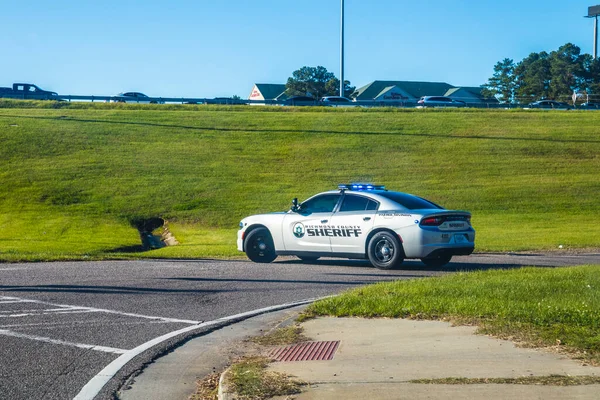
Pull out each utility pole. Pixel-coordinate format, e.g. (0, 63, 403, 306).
(586, 5, 600, 59)
(340, 0, 345, 97)
(594, 15, 598, 60)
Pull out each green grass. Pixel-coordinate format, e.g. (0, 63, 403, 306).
(303, 265, 600, 363)
(226, 356, 303, 399)
(249, 325, 309, 346)
(0, 101, 599, 261)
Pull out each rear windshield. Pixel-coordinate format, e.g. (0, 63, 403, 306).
(378, 192, 443, 210)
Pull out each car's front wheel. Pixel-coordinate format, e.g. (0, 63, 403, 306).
(421, 254, 452, 268)
(244, 228, 277, 263)
(367, 232, 404, 270)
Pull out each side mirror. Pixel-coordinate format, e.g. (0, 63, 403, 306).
(291, 198, 299, 212)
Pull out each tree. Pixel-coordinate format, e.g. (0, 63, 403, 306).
(325, 78, 356, 99)
(582, 56, 600, 100)
(285, 66, 354, 98)
(482, 58, 516, 103)
(513, 51, 551, 103)
(484, 43, 600, 104)
(547, 43, 585, 100)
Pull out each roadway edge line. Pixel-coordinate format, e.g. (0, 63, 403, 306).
(73, 297, 322, 400)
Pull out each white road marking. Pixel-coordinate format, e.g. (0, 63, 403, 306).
(0, 296, 201, 324)
(0, 307, 91, 313)
(0, 320, 171, 329)
(0, 329, 128, 354)
(0, 310, 98, 318)
(73, 298, 319, 400)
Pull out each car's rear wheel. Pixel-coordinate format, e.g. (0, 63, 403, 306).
(297, 256, 319, 262)
(244, 228, 277, 263)
(421, 254, 452, 268)
(367, 232, 404, 270)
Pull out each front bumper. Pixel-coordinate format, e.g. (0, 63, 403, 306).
(237, 229, 244, 252)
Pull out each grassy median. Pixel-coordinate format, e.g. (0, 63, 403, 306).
(0, 102, 599, 261)
(304, 265, 600, 363)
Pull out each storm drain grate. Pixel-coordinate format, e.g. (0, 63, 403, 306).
(268, 341, 340, 362)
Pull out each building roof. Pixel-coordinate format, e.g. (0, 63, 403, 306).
(253, 83, 287, 100)
(374, 86, 398, 99)
(445, 86, 484, 97)
(353, 80, 455, 100)
(444, 88, 461, 97)
(444, 86, 498, 102)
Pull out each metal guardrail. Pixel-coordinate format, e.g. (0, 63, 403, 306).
(1, 93, 597, 109)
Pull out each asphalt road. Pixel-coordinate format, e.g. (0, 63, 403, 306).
(0, 253, 598, 400)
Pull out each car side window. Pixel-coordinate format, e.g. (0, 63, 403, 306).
(339, 195, 373, 212)
(300, 194, 340, 214)
(366, 199, 379, 211)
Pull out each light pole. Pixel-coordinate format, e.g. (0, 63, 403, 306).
(585, 5, 600, 59)
(340, 0, 345, 97)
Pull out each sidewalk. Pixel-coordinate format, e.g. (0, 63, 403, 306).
(120, 307, 600, 400)
(268, 317, 600, 399)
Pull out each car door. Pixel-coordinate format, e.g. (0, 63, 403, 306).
(281, 194, 341, 253)
(328, 194, 379, 254)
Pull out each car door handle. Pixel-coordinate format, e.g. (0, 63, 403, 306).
(363, 217, 371, 221)
(321, 220, 328, 223)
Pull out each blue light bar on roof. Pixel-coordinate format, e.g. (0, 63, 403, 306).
(338, 183, 386, 191)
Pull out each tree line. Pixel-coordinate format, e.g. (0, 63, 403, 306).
(285, 66, 355, 99)
(482, 43, 600, 104)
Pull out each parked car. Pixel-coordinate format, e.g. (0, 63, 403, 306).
(0, 83, 57, 100)
(320, 96, 357, 107)
(527, 100, 572, 110)
(206, 97, 247, 105)
(416, 96, 466, 108)
(283, 96, 318, 106)
(237, 184, 475, 269)
(112, 92, 161, 104)
(578, 102, 600, 110)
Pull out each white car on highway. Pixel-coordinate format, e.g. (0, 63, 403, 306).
(237, 184, 475, 269)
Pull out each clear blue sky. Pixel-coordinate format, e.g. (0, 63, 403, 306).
(2, 0, 597, 97)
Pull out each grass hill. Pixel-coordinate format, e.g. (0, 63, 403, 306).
(0, 102, 598, 261)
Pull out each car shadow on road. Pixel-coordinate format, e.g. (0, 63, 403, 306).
(276, 258, 557, 273)
(0, 284, 270, 295)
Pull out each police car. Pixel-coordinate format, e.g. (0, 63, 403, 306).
(237, 184, 475, 269)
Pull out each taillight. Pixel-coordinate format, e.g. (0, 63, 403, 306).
(421, 217, 444, 226)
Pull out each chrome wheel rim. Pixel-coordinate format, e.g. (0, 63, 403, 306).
(375, 238, 394, 263)
(252, 236, 269, 257)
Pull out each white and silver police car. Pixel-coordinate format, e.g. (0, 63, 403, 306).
(237, 184, 475, 269)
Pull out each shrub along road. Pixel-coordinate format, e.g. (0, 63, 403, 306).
(0, 254, 598, 399)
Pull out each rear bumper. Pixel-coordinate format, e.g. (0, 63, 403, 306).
(424, 246, 474, 258)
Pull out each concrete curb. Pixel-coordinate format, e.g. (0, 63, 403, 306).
(75, 298, 319, 400)
(217, 367, 232, 400)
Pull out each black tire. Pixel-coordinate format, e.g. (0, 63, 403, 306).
(367, 231, 404, 270)
(297, 256, 320, 262)
(244, 228, 277, 263)
(421, 254, 452, 268)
